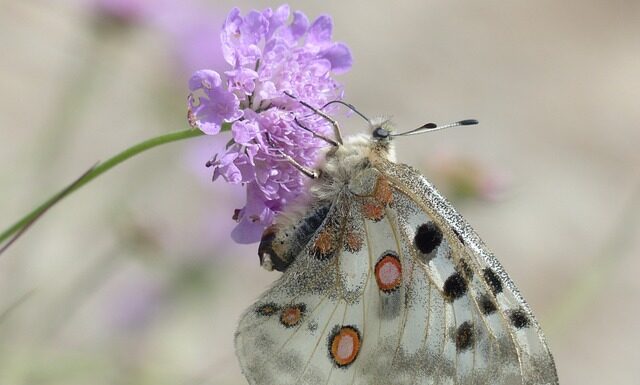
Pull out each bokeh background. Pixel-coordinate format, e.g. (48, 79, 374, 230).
(1, 1, 639, 384)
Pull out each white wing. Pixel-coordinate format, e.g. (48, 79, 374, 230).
(235, 164, 559, 385)
(383, 160, 559, 385)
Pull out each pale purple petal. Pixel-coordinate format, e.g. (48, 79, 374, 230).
(188, 70, 243, 134)
(188, 69, 222, 90)
(307, 59, 332, 77)
(264, 5, 290, 39)
(231, 219, 266, 244)
(320, 43, 353, 73)
(307, 15, 333, 45)
(226, 67, 259, 94)
(231, 185, 276, 244)
(289, 11, 309, 40)
(231, 120, 260, 144)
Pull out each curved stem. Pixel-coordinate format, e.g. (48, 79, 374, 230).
(0, 126, 224, 247)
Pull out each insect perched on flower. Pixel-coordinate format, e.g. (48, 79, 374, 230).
(234, 98, 559, 384)
(186, 5, 558, 385)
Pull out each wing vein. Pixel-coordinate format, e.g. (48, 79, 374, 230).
(296, 300, 341, 383)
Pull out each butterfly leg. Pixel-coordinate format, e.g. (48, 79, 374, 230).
(265, 133, 320, 179)
(274, 148, 319, 179)
(284, 91, 344, 145)
(294, 117, 339, 147)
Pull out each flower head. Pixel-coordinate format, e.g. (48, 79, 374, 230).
(188, 5, 352, 243)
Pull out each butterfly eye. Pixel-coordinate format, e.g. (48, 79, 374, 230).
(372, 127, 389, 139)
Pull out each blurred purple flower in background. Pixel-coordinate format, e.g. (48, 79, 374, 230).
(88, 0, 226, 76)
(105, 269, 164, 333)
(91, 0, 152, 24)
(149, 0, 226, 75)
(188, 5, 352, 243)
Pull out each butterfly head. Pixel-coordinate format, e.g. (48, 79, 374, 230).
(371, 118, 393, 142)
(366, 117, 396, 159)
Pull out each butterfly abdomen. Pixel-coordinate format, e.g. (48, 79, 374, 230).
(258, 203, 332, 272)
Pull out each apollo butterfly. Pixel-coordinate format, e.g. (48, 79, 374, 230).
(234, 98, 559, 385)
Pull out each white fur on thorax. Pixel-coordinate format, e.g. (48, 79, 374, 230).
(274, 123, 397, 231)
(320, 117, 397, 183)
(311, 132, 395, 200)
(322, 134, 371, 179)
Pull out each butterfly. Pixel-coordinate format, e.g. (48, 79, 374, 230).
(234, 99, 559, 385)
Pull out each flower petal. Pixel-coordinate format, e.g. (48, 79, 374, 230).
(188, 69, 222, 91)
(231, 120, 260, 144)
(307, 15, 333, 45)
(321, 43, 353, 73)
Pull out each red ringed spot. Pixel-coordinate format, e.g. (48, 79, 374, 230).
(329, 326, 361, 367)
(279, 304, 306, 328)
(375, 252, 402, 292)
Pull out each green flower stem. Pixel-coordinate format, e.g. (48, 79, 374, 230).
(0, 126, 229, 247)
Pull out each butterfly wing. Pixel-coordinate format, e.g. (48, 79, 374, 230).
(382, 160, 559, 385)
(235, 163, 558, 385)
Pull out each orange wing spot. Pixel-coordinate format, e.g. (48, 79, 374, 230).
(345, 232, 363, 253)
(362, 201, 385, 221)
(375, 253, 403, 292)
(373, 177, 393, 206)
(329, 326, 361, 367)
(312, 230, 335, 259)
(279, 304, 306, 328)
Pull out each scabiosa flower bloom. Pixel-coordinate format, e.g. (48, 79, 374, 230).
(188, 5, 352, 243)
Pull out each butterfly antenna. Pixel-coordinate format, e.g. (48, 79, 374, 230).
(320, 100, 370, 123)
(391, 119, 478, 137)
(284, 91, 343, 145)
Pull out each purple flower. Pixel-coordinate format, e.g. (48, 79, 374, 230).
(148, 0, 227, 75)
(187, 5, 352, 243)
(87, 0, 227, 77)
(188, 70, 243, 134)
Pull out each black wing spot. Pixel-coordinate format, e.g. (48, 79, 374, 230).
(443, 272, 468, 301)
(509, 308, 531, 329)
(478, 294, 497, 315)
(455, 321, 474, 351)
(482, 268, 503, 294)
(414, 222, 443, 254)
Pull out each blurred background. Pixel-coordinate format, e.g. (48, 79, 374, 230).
(1, 0, 639, 384)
